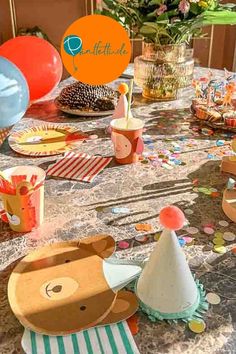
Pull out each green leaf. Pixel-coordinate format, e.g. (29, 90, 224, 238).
(147, 10, 158, 18)
(140, 25, 157, 34)
(143, 22, 161, 29)
(199, 10, 236, 25)
(149, 0, 163, 5)
(221, 3, 236, 9)
(166, 9, 179, 17)
(190, 3, 201, 15)
(171, 0, 180, 5)
(156, 13, 169, 21)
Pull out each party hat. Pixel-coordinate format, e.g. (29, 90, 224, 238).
(136, 206, 208, 321)
(112, 83, 133, 119)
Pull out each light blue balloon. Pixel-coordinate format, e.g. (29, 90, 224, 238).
(0, 56, 29, 129)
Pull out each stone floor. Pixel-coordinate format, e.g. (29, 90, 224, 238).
(0, 67, 235, 354)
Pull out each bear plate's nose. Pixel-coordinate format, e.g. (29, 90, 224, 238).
(40, 277, 79, 301)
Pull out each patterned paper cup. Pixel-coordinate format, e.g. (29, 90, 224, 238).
(223, 112, 236, 128)
(0, 166, 45, 232)
(110, 118, 144, 164)
(0, 127, 12, 147)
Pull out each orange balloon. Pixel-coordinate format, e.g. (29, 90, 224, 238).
(0, 36, 62, 101)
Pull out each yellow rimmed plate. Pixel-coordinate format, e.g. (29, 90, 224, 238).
(9, 124, 87, 156)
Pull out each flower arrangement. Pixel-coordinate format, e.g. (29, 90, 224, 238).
(97, 0, 236, 45)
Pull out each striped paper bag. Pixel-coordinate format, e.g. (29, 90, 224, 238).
(46, 152, 112, 183)
(22, 321, 140, 354)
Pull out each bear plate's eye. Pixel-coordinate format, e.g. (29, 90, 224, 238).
(40, 277, 78, 301)
(80, 305, 86, 311)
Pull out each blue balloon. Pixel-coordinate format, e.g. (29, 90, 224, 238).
(63, 35, 82, 57)
(0, 56, 29, 129)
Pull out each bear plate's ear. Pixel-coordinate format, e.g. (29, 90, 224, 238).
(78, 234, 116, 258)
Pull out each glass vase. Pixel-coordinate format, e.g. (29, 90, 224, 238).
(134, 42, 194, 100)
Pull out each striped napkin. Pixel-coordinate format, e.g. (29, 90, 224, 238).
(22, 321, 140, 354)
(46, 152, 112, 183)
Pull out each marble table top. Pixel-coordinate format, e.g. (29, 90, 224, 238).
(0, 66, 236, 354)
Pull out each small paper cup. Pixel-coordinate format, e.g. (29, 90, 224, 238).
(0, 126, 12, 147)
(223, 112, 236, 128)
(110, 118, 144, 164)
(0, 166, 45, 232)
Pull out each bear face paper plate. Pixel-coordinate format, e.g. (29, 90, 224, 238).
(8, 235, 140, 335)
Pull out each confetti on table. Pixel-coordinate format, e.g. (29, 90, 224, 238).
(214, 231, 223, 238)
(206, 292, 221, 305)
(213, 245, 226, 254)
(203, 227, 215, 235)
(218, 220, 229, 227)
(223, 232, 235, 242)
(182, 236, 194, 245)
(213, 238, 225, 245)
(209, 189, 217, 194)
(89, 134, 98, 140)
(178, 239, 186, 247)
(188, 319, 206, 333)
(127, 314, 139, 335)
(47, 152, 112, 182)
(118, 241, 130, 249)
(216, 140, 225, 147)
(211, 192, 220, 198)
(186, 227, 199, 235)
(112, 207, 130, 214)
(154, 233, 161, 241)
(135, 223, 152, 232)
(184, 209, 193, 215)
(135, 235, 148, 243)
(95, 206, 105, 212)
(198, 187, 211, 195)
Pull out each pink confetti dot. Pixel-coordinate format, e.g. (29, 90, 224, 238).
(203, 227, 215, 235)
(182, 236, 194, 244)
(89, 134, 98, 140)
(118, 241, 130, 249)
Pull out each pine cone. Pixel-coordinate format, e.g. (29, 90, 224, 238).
(58, 81, 119, 111)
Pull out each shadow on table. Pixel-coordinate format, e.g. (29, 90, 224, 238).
(86, 178, 193, 211)
(86, 160, 233, 249)
(25, 100, 110, 124)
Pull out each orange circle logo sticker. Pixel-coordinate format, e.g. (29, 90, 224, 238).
(61, 15, 131, 85)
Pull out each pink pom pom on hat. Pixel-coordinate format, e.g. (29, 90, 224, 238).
(159, 205, 185, 230)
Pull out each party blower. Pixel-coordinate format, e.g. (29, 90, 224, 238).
(0, 165, 45, 232)
(111, 80, 144, 164)
(136, 206, 208, 322)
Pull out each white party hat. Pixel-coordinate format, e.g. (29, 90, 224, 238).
(136, 206, 207, 320)
(112, 94, 133, 119)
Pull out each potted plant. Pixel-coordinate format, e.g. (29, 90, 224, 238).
(97, 0, 236, 100)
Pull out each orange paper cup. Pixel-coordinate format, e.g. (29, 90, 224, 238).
(111, 118, 144, 164)
(0, 166, 45, 232)
(0, 126, 12, 147)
